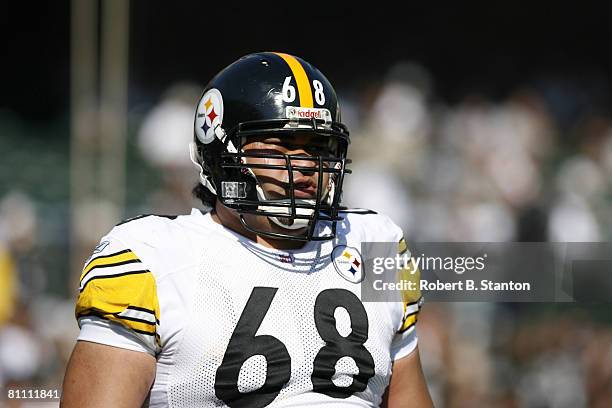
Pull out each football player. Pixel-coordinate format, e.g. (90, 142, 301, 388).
(61, 52, 433, 407)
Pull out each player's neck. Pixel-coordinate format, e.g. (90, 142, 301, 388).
(211, 202, 307, 251)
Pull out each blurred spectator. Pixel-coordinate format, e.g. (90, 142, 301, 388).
(137, 82, 203, 214)
(0, 243, 16, 327)
(0, 191, 37, 253)
(0, 305, 43, 389)
(345, 61, 432, 232)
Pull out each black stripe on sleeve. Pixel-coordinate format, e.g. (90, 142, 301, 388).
(80, 259, 143, 283)
(132, 328, 156, 336)
(402, 310, 419, 321)
(79, 270, 151, 292)
(398, 311, 419, 333)
(84, 249, 133, 269)
(125, 306, 160, 324)
(398, 321, 416, 334)
(126, 305, 156, 315)
(113, 314, 157, 327)
(77, 312, 157, 336)
(405, 299, 422, 308)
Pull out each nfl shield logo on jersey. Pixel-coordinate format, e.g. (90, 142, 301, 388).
(332, 245, 364, 283)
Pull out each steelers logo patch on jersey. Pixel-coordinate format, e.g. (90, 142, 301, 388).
(332, 245, 364, 283)
(195, 88, 224, 144)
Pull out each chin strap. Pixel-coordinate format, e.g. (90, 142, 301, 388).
(254, 184, 315, 230)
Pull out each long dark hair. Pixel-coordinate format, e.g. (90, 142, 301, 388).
(192, 183, 216, 209)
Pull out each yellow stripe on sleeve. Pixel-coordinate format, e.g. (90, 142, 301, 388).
(76, 271, 160, 336)
(399, 308, 419, 333)
(273, 52, 314, 108)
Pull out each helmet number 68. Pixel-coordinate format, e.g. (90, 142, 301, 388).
(282, 76, 326, 106)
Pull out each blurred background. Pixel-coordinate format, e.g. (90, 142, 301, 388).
(1, 1, 611, 407)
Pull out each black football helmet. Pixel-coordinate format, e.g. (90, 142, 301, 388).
(190, 52, 351, 241)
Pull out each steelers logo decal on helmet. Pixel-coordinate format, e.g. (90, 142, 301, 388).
(332, 245, 364, 283)
(195, 88, 224, 144)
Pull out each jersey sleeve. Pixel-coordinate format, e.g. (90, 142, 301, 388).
(390, 237, 424, 360)
(75, 233, 161, 356)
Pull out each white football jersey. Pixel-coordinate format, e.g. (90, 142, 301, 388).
(76, 209, 422, 408)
